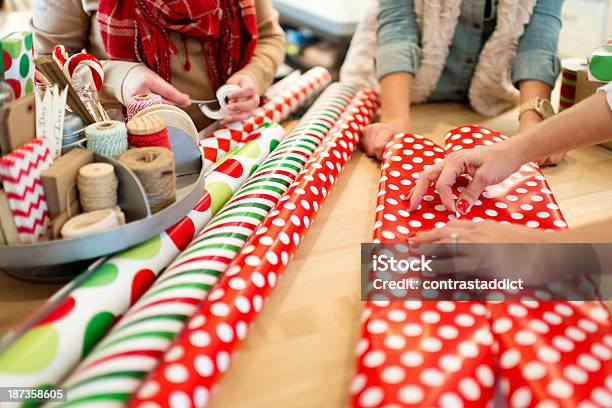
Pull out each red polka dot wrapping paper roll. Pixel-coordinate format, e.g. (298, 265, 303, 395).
(0, 128, 281, 394)
(200, 67, 332, 170)
(127, 89, 378, 408)
(352, 126, 611, 407)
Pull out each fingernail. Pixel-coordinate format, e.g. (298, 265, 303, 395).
(456, 199, 470, 215)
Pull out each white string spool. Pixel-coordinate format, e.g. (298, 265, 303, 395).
(85, 121, 128, 158)
(61, 207, 125, 238)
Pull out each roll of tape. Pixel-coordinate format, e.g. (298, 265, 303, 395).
(85, 120, 128, 158)
(200, 84, 240, 120)
(61, 207, 125, 239)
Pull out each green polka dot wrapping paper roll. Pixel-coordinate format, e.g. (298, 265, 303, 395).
(1, 31, 35, 99)
(0, 128, 280, 399)
(127, 88, 378, 408)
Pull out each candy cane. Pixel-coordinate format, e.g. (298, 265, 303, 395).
(52, 44, 68, 68)
(63, 53, 104, 91)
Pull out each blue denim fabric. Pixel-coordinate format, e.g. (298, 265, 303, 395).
(376, 0, 563, 102)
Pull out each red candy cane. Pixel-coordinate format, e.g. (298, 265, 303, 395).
(52, 44, 68, 68)
(63, 53, 104, 91)
(128, 89, 378, 408)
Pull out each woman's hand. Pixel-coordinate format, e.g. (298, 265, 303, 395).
(407, 143, 525, 213)
(122, 65, 190, 107)
(222, 73, 260, 124)
(410, 219, 553, 244)
(361, 117, 409, 160)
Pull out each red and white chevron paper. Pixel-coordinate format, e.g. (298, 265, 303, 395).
(0, 138, 52, 243)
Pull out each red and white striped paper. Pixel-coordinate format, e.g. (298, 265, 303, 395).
(0, 138, 52, 243)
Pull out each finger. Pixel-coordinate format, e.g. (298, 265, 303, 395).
(411, 229, 444, 244)
(149, 79, 190, 107)
(227, 85, 256, 100)
(227, 98, 258, 114)
(408, 166, 442, 212)
(435, 160, 464, 212)
(445, 220, 477, 230)
(456, 173, 489, 215)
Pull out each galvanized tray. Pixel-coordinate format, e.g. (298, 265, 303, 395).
(0, 128, 205, 280)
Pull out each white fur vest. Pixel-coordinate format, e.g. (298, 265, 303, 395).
(339, 0, 537, 116)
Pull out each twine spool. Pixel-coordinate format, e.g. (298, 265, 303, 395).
(127, 114, 171, 150)
(127, 93, 163, 120)
(61, 207, 125, 238)
(77, 163, 119, 212)
(85, 121, 128, 158)
(119, 147, 176, 213)
(559, 58, 585, 112)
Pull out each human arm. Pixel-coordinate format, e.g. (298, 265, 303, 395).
(408, 91, 612, 213)
(361, 0, 419, 159)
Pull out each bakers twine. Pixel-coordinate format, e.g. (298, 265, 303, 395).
(119, 147, 176, 213)
(77, 163, 119, 212)
(127, 93, 163, 120)
(85, 121, 128, 158)
(127, 114, 171, 150)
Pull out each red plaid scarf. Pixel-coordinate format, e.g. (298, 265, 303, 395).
(97, 0, 258, 88)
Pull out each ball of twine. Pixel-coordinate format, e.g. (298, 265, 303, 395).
(77, 163, 118, 212)
(119, 147, 176, 213)
(85, 120, 128, 159)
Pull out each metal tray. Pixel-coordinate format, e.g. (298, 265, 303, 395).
(0, 128, 205, 279)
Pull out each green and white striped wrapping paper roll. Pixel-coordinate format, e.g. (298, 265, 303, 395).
(0, 131, 279, 406)
(50, 84, 356, 407)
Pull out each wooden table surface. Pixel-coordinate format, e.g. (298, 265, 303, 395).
(2, 102, 612, 407)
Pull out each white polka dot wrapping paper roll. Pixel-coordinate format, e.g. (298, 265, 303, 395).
(200, 66, 332, 171)
(47, 124, 286, 407)
(0, 131, 279, 397)
(351, 126, 612, 407)
(127, 88, 378, 408)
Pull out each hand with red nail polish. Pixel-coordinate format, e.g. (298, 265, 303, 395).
(408, 143, 523, 213)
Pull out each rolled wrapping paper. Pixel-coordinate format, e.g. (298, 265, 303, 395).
(351, 126, 610, 407)
(127, 93, 163, 120)
(51, 123, 285, 407)
(559, 58, 584, 112)
(200, 66, 331, 170)
(58, 83, 355, 407)
(200, 84, 240, 120)
(77, 163, 118, 212)
(119, 147, 176, 214)
(588, 39, 612, 82)
(61, 207, 125, 239)
(128, 87, 377, 408)
(0, 135, 277, 396)
(127, 115, 171, 150)
(85, 121, 128, 159)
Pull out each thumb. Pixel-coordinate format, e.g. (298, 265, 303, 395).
(148, 77, 191, 107)
(456, 174, 489, 215)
